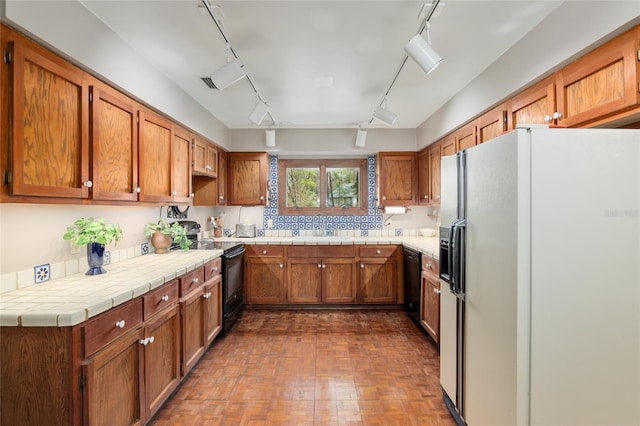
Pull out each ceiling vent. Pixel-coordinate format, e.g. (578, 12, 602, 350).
(201, 77, 216, 89)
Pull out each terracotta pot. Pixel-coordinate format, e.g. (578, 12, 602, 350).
(151, 231, 172, 254)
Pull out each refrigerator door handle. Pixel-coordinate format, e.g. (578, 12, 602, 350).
(451, 219, 466, 299)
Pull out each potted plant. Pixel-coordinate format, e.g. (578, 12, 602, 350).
(144, 220, 192, 253)
(63, 217, 123, 275)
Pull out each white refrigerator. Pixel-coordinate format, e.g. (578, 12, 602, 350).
(439, 128, 639, 426)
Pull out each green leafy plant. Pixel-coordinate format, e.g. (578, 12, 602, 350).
(144, 220, 192, 251)
(63, 217, 123, 246)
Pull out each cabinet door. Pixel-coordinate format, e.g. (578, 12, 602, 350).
(245, 257, 285, 304)
(359, 258, 396, 304)
(143, 305, 180, 421)
(427, 144, 442, 206)
(138, 109, 173, 202)
(322, 258, 357, 304)
(171, 126, 192, 203)
(9, 39, 90, 198)
(203, 275, 222, 345)
(90, 83, 139, 201)
(417, 150, 430, 205)
(206, 145, 218, 178)
(82, 328, 144, 426)
(180, 287, 206, 376)
(477, 103, 508, 145)
(377, 152, 417, 206)
(509, 75, 556, 129)
(192, 137, 208, 175)
(287, 258, 322, 303)
(228, 152, 267, 205)
(454, 122, 477, 151)
(420, 272, 440, 344)
(218, 149, 227, 205)
(556, 26, 640, 127)
(440, 137, 456, 157)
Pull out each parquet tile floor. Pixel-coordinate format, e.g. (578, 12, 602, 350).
(151, 310, 456, 426)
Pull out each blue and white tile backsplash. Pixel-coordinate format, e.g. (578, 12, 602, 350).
(263, 155, 383, 232)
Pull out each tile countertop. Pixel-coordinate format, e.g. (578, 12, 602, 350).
(0, 236, 439, 328)
(213, 235, 440, 259)
(0, 250, 222, 328)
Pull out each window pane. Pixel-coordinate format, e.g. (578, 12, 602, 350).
(326, 167, 359, 207)
(286, 167, 320, 208)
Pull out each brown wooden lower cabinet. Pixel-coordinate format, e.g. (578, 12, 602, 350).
(420, 255, 440, 344)
(0, 258, 222, 426)
(246, 244, 401, 306)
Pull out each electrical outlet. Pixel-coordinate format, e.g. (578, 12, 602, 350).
(70, 242, 81, 254)
(141, 242, 150, 255)
(34, 264, 50, 284)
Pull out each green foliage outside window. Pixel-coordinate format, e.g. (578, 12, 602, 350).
(326, 168, 359, 207)
(286, 168, 320, 208)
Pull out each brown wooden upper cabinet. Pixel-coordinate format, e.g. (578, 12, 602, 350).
(453, 122, 477, 151)
(228, 152, 268, 205)
(171, 125, 193, 204)
(477, 103, 508, 144)
(192, 136, 218, 178)
(427, 143, 442, 206)
(417, 149, 430, 205)
(556, 26, 640, 128)
(6, 35, 90, 199)
(90, 81, 139, 202)
(217, 149, 228, 205)
(377, 152, 417, 206)
(509, 75, 557, 128)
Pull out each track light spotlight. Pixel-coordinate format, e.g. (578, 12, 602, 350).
(373, 105, 397, 126)
(249, 100, 271, 125)
(404, 22, 443, 75)
(355, 128, 367, 148)
(266, 129, 276, 147)
(210, 58, 246, 90)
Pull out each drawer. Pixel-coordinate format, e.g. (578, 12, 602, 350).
(180, 267, 205, 296)
(422, 254, 439, 276)
(287, 245, 356, 258)
(359, 245, 398, 258)
(143, 279, 179, 320)
(245, 245, 284, 257)
(82, 298, 143, 358)
(204, 257, 222, 281)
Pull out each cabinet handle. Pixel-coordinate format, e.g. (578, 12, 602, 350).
(260, 196, 264, 200)
(219, 195, 224, 200)
(318, 264, 322, 268)
(212, 266, 219, 272)
(544, 115, 552, 123)
(360, 264, 364, 268)
(426, 263, 431, 270)
(376, 250, 381, 254)
(115, 320, 125, 328)
(140, 338, 148, 345)
(424, 195, 429, 199)
(322, 264, 326, 269)
(279, 264, 283, 268)
(192, 278, 199, 284)
(148, 336, 155, 344)
(263, 250, 267, 254)
(161, 295, 169, 302)
(382, 196, 386, 201)
(552, 111, 562, 120)
(134, 187, 141, 193)
(203, 292, 208, 299)
(83, 180, 93, 188)
(172, 190, 177, 196)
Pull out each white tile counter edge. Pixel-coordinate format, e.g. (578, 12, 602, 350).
(0, 236, 439, 328)
(0, 250, 222, 327)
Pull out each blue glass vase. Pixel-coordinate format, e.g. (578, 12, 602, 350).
(86, 242, 107, 275)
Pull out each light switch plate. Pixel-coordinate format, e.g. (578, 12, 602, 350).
(34, 264, 50, 284)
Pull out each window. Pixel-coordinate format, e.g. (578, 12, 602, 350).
(278, 159, 368, 215)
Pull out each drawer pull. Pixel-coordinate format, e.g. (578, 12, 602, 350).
(360, 264, 364, 268)
(161, 295, 169, 302)
(203, 292, 212, 299)
(212, 266, 219, 272)
(192, 278, 199, 284)
(322, 264, 326, 269)
(263, 250, 267, 254)
(279, 264, 284, 268)
(140, 336, 155, 346)
(318, 264, 322, 268)
(115, 320, 125, 328)
(376, 250, 381, 254)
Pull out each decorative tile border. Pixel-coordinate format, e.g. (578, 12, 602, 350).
(263, 155, 383, 232)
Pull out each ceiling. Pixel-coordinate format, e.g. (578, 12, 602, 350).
(79, 0, 562, 130)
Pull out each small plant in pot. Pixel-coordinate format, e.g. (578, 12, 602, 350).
(144, 220, 192, 253)
(63, 217, 123, 275)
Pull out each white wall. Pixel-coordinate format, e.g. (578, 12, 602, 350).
(3, 0, 230, 149)
(417, 1, 640, 148)
(229, 128, 417, 156)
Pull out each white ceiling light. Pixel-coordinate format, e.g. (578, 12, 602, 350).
(266, 129, 276, 147)
(373, 98, 397, 126)
(249, 100, 271, 125)
(210, 58, 246, 89)
(355, 128, 367, 148)
(404, 22, 443, 75)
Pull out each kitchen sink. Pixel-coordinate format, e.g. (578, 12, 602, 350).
(294, 236, 354, 242)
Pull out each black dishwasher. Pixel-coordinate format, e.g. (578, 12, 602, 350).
(403, 247, 422, 326)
